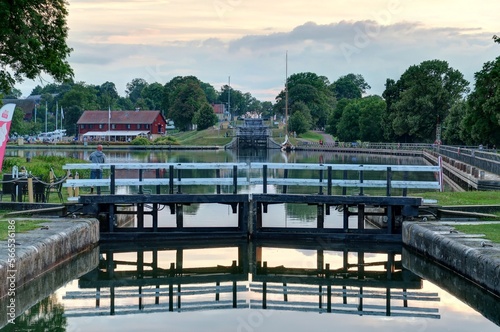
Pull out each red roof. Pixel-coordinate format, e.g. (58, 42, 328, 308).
(78, 110, 163, 124)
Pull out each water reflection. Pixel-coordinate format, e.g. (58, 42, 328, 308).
(3, 240, 500, 331)
(58, 241, 439, 319)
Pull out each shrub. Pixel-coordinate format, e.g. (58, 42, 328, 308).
(131, 137, 151, 145)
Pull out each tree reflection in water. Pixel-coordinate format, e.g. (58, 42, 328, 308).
(3, 295, 66, 332)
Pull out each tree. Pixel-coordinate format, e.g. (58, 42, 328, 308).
(141, 82, 165, 110)
(326, 98, 350, 137)
(194, 103, 218, 130)
(462, 36, 500, 146)
(163, 76, 201, 112)
(126, 78, 148, 104)
(382, 60, 469, 143)
(169, 80, 207, 131)
(0, 0, 73, 94)
(2, 87, 22, 99)
(336, 103, 359, 142)
(97, 82, 119, 109)
(288, 101, 312, 135)
(443, 100, 468, 145)
(275, 72, 335, 130)
(8, 107, 28, 136)
(331, 73, 371, 99)
(358, 96, 385, 142)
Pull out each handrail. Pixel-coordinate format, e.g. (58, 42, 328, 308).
(62, 162, 442, 196)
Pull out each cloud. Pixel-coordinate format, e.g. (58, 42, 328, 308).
(19, 20, 498, 102)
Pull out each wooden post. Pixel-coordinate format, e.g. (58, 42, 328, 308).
(67, 170, 73, 198)
(27, 177, 34, 203)
(74, 172, 80, 197)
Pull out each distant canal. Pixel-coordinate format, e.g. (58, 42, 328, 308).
(2, 147, 499, 331)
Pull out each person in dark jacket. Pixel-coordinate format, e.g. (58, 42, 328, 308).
(89, 145, 106, 193)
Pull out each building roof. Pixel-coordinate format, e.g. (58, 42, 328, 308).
(2, 99, 36, 113)
(82, 130, 149, 137)
(77, 110, 164, 124)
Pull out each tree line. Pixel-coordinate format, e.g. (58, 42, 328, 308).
(1, 0, 498, 146)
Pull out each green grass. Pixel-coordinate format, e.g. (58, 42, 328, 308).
(0, 219, 46, 241)
(453, 224, 500, 243)
(299, 131, 324, 142)
(173, 128, 232, 146)
(415, 191, 500, 206)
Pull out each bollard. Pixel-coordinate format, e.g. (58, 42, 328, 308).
(74, 172, 80, 197)
(27, 177, 34, 203)
(67, 170, 73, 197)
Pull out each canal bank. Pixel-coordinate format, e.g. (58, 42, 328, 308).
(0, 218, 99, 299)
(403, 221, 500, 297)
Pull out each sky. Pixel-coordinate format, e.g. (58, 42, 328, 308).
(18, 0, 500, 102)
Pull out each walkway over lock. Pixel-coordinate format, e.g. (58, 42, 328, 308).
(62, 162, 442, 242)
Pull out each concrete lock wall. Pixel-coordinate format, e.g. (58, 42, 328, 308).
(0, 219, 99, 299)
(402, 222, 500, 297)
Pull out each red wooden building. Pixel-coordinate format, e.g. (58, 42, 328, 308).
(77, 110, 167, 141)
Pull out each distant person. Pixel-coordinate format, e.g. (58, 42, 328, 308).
(89, 145, 106, 193)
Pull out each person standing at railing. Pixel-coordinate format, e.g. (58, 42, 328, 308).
(89, 144, 106, 193)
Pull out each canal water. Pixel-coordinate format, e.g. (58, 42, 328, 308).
(2, 148, 499, 331)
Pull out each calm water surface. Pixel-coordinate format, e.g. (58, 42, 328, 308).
(2, 147, 499, 331)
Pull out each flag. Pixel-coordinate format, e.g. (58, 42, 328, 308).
(61, 107, 64, 120)
(0, 104, 16, 170)
(108, 106, 111, 119)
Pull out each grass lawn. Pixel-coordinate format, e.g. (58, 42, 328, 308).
(299, 131, 323, 142)
(452, 223, 500, 243)
(0, 219, 46, 241)
(174, 127, 232, 146)
(416, 191, 500, 206)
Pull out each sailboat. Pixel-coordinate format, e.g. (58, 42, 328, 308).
(281, 51, 294, 152)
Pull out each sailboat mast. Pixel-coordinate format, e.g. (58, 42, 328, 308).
(285, 51, 288, 136)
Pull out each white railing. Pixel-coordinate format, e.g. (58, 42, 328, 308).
(62, 162, 442, 196)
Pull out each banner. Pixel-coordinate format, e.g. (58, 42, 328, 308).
(0, 104, 16, 170)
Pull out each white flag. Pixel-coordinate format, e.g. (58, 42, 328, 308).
(61, 107, 64, 120)
(108, 106, 111, 119)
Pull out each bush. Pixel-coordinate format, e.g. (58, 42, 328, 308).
(153, 136, 179, 145)
(131, 137, 151, 145)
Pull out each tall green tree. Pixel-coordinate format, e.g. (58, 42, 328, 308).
(443, 100, 468, 145)
(275, 72, 335, 130)
(125, 78, 148, 104)
(288, 101, 312, 135)
(194, 103, 218, 130)
(326, 98, 350, 137)
(331, 73, 371, 99)
(337, 102, 359, 142)
(169, 80, 207, 131)
(163, 76, 201, 112)
(358, 96, 385, 142)
(0, 0, 73, 94)
(382, 60, 469, 143)
(141, 82, 165, 111)
(97, 81, 119, 109)
(462, 36, 500, 146)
